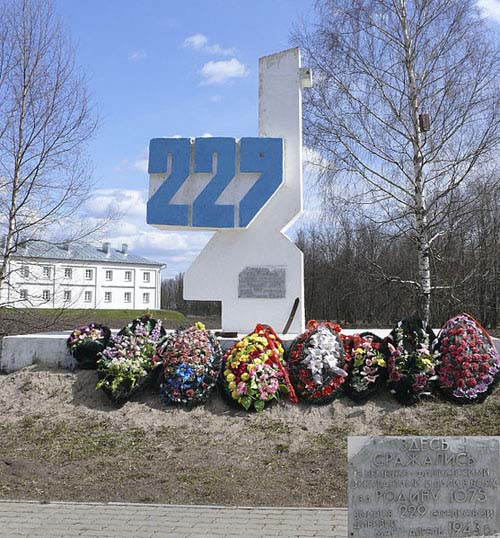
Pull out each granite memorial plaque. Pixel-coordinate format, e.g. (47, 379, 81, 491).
(348, 436, 500, 538)
(238, 266, 286, 299)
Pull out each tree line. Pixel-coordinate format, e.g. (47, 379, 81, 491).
(161, 273, 221, 320)
(296, 176, 500, 328)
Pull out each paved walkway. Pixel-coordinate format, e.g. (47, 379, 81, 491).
(0, 501, 347, 538)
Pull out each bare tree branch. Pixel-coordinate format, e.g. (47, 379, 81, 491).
(294, 0, 500, 321)
(0, 0, 106, 308)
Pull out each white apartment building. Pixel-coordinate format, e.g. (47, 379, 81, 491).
(1, 241, 163, 309)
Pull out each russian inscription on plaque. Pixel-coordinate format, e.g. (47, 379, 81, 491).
(238, 266, 286, 299)
(348, 436, 500, 538)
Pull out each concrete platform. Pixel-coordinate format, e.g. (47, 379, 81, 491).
(0, 329, 498, 373)
(0, 329, 387, 373)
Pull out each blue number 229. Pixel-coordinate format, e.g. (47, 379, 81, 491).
(147, 137, 283, 229)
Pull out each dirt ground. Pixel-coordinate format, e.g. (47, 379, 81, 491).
(1, 366, 499, 507)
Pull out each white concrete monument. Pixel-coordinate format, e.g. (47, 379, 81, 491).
(147, 48, 311, 334)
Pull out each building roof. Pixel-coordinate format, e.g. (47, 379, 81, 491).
(11, 242, 163, 267)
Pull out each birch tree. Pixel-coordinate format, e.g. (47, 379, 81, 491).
(0, 0, 97, 302)
(295, 0, 500, 322)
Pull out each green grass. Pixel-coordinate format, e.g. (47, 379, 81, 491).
(249, 419, 291, 435)
(1, 418, 150, 462)
(314, 424, 349, 450)
(0, 308, 186, 322)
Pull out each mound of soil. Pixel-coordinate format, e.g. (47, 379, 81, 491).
(0, 366, 499, 506)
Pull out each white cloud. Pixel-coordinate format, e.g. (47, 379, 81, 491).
(128, 50, 147, 62)
(113, 148, 149, 174)
(477, 0, 500, 21)
(113, 159, 131, 173)
(303, 146, 329, 173)
(85, 189, 147, 220)
(134, 158, 148, 172)
(200, 58, 249, 85)
(206, 43, 236, 56)
(200, 133, 213, 138)
(184, 33, 208, 49)
(183, 33, 235, 56)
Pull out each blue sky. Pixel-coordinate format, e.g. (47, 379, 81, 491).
(55, 0, 500, 278)
(54, 0, 316, 277)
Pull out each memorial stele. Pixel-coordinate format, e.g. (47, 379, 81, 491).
(349, 436, 500, 538)
(147, 48, 312, 334)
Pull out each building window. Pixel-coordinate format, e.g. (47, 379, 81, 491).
(124, 292, 131, 303)
(20, 289, 28, 300)
(84, 291, 92, 302)
(64, 290, 71, 302)
(104, 292, 112, 302)
(143, 271, 150, 283)
(43, 266, 51, 279)
(85, 269, 93, 280)
(142, 292, 150, 303)
(105, 270, 113, 280)
(20, 265, 29, 279)
(42, 290, 51, 302)
(64, 268, 73, 279)
(124, 271, 132, 282)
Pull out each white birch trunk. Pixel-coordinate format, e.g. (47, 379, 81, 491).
(400, 0, 432, 323)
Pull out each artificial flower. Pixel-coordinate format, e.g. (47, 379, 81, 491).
(221, 324, 296, 412)
(386, 317, 440, 405)
(156, 323, 222, 406)
(436, 313, 500, 402)
(288, 320, 349, 404)
(343, 332, 387, 401)
(67, 323, 111, 369)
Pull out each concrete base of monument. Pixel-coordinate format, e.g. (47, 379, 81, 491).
(216, 329, 394, 352)
(1, 330, 499, 373)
